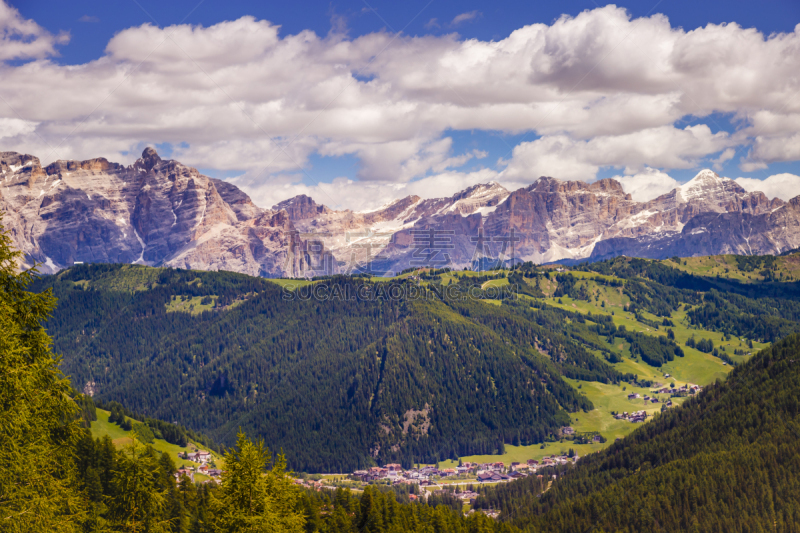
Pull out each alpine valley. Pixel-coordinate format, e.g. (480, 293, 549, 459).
(7, 2, 800, 532)
(2, 147, 799, 277)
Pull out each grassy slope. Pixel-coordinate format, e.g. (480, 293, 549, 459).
(90, 409, 223, 471)
(659, 253, 800, 282)
(443, 271, 771, 467)
(165, 295, 218, 315)
(61, 264, 166, 292)
(267, 278, 315, 289)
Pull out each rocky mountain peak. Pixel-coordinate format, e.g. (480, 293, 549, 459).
(528, 176, 561, 193)
(139, 147, 162, 172)
(2, 146, 798, 276)
(0, 152, 39, 169)
(527, 176, 629, 198)
(45, 158, 121, 175)
(453, 182, 509, 201)
(273, 194, 332, 221)
(677, 169, 744, 202)
(589, 178, 629, 197)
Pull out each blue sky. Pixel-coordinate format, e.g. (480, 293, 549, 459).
(3, 0, 800, 209)
(17, 1, 800, 65)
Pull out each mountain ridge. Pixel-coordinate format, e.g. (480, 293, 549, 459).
(2, 147, 799, 277)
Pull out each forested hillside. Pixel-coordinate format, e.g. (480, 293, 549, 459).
(34, 254, 800, 473)
(34, 264, 618, 472)
(476, 333, 800, 532)
(583, 256, 800, 342)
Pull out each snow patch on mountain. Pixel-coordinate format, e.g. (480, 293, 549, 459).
(132, 228, 146, 264)
(677, 169, 732, 202)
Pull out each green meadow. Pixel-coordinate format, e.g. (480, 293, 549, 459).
(437, 268, 770, 467)
(90, 408, 223, 471)
(165, 294, 218, 315)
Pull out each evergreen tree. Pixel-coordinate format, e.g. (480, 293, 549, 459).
(211, 431, 304, 532)
(0, 216, 84, 531)
(107, 442, 167, 532)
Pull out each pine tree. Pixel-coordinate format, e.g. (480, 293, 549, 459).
(210, 431, 304, 532)
(0, 216, 84, 531)
(107, 442, 167, 532)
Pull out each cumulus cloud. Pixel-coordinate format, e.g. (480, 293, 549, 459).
(0, 3, 799, 209)
(500, 125, 733, 182)
(614, 169, 680, 202)
(0, 2, 69, 61)
(743, 133, 800, 171)
(0, 117, 38, 139)
(499, 136, 600, 181)
(735, 174, 800, 201)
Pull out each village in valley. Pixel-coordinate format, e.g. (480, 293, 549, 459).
(350, 455, 574, 486)
(293, 455, 579, 510)
(172, 383, 705, 503)
(615, 382, 703, 422)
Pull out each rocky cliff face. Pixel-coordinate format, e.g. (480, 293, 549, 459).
(368, 171, 797, 272)
(276, 181, 510, 272)
(1, 148, 798, 277)
(0, 148, 311, 277)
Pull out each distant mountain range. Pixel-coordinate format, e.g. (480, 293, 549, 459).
(2, 148, 799, 276)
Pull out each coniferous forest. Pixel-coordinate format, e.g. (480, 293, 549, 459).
(3, 1, 800, 530)
(31, 264, 619, 472)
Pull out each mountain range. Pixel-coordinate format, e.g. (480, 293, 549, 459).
(2, 147, 799, 277)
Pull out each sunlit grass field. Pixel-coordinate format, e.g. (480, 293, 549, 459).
(90, 409, 224, 470)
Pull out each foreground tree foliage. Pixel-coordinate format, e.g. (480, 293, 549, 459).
(210, 431, 304, 533)
(0, 216, 83, 531)
(300, 485, 516, 533)
(108, 442, 168, 532)
(71, 430, 517, 533)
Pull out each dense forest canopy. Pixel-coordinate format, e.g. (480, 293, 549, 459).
(33, 265, 621, 472)
(30, 251, 800, 473)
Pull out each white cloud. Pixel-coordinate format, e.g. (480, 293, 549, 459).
(614, 168, 680, 202)
(500, 125, 733, 182)
(499, 135, 599, 181)
(0, 3, 799, 209)
(712, 148, 736, 171)
(0, 2, 68, 61)
(735, 174, 800, 201)
(744, 133, 800, 170)
(0, 117, 38, 138)
(230, 167, 504, 212)
(451, 11, 481, 27)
